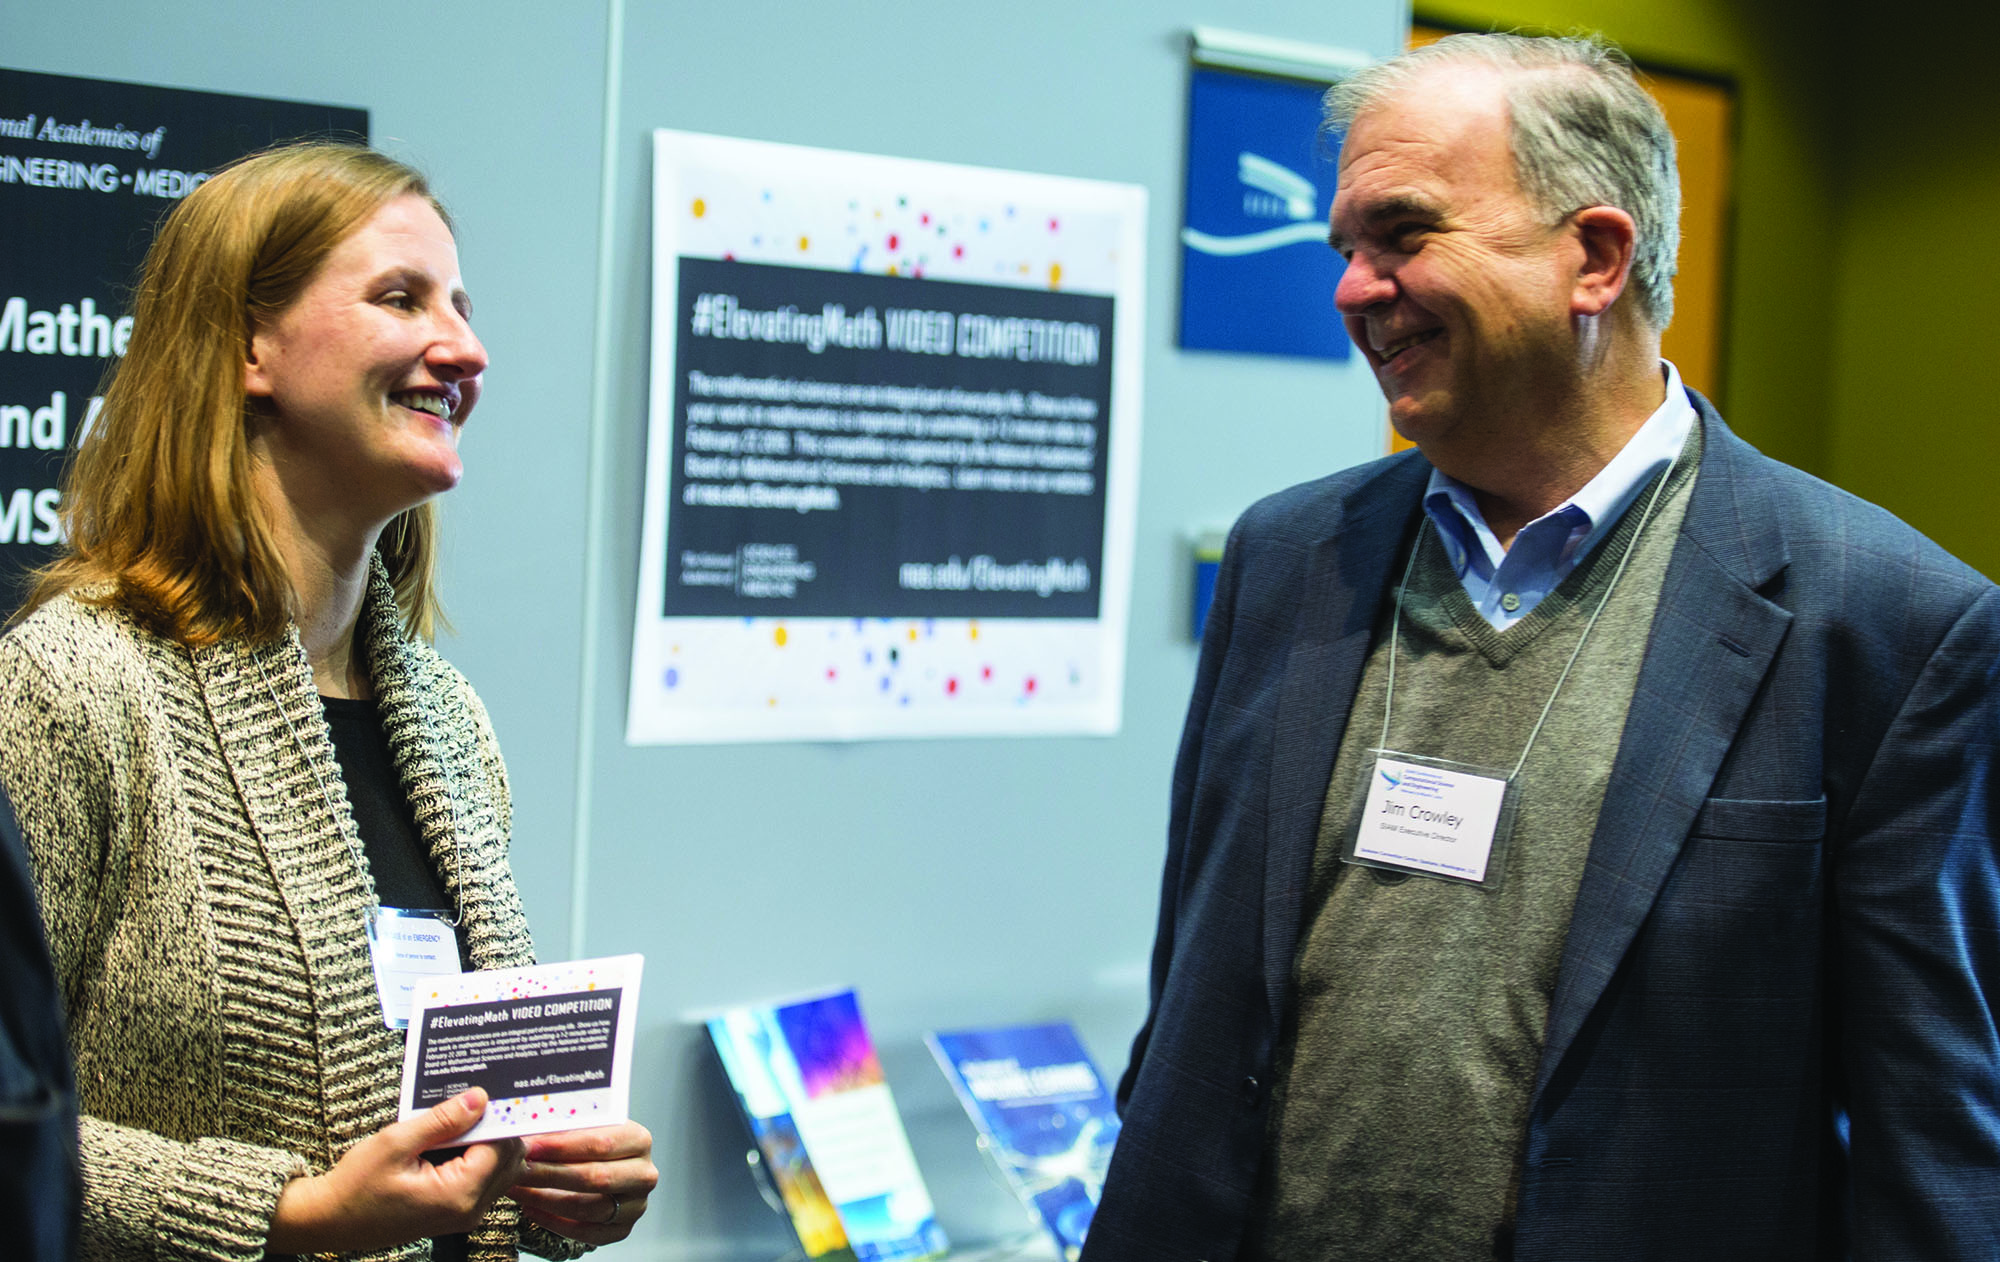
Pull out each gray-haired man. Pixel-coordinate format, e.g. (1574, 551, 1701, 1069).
(1083, 33, 2000, 1262)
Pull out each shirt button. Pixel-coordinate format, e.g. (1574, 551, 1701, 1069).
(1242, 1075, 1261, 1107)
(1500, 592, 1521, 612)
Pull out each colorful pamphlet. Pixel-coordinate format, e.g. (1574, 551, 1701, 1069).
(926, 1022, 1120, 1260)
(706, 987, 949, 1261)
(397, 954, 643, 1144)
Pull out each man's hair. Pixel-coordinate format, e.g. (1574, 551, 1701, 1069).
(1324, 32, 1680, 330)
(25, 141, 452, 645)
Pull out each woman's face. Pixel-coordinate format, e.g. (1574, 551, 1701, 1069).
(244, 192, 486, 528)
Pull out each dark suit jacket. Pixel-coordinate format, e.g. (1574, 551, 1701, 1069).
(0, 780, 79, 1262)
(1083, 398, 2000, 1262)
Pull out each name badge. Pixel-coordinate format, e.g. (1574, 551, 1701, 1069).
(367, 907, 463, 1030)
(1345, 752, 1516, 887)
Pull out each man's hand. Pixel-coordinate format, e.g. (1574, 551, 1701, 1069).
(509, 1121, 658, 1245)
(268, 1088, 525, 1254)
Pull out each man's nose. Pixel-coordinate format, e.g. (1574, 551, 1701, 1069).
(1334, 251, 1395, 315)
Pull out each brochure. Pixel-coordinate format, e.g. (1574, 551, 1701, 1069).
(397, 954, 643, 1144)
(705, 987, 949, 1261)
(926, 1022, 1120, 1259)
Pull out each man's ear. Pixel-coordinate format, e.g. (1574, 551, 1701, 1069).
(1570, 205, 1637, 318)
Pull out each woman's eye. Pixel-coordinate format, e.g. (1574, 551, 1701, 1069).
(382, 291, 417, 311)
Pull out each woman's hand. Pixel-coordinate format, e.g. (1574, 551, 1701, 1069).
(268, 1088, 525, 1254)
(509, 1120, 658, 1244)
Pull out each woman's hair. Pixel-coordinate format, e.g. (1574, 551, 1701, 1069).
(25, 141, 452, 644)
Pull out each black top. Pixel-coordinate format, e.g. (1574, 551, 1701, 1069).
(321, 696, 470, 1262)
(321, 696, 451, 915)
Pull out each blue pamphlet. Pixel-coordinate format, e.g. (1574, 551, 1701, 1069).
(926, 1022, 1121, 1259)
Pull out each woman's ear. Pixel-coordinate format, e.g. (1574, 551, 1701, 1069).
(244, 326, 276, 399)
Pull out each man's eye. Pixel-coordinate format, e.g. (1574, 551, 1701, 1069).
(1393, 223, 1429, 248)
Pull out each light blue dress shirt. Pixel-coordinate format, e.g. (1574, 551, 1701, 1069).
(1423, 360, 1698, 630)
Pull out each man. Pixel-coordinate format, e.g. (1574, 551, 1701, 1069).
(1083, 33, 2000, 1262)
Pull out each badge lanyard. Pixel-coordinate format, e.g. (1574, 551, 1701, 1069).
(1343, 449, 1681, 889)
(255, 651, 465, 1027)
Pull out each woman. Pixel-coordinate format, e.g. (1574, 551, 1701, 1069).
(0, 143, 654, 1261)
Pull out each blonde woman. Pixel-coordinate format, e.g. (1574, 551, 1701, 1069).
(0, 143, 653, 1262)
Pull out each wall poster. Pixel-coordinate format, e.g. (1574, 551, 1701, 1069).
(630, 131, 1146, 744)
(0, 67, 365, 613)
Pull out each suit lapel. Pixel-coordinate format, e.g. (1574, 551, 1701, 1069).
(1262, 455, 1429, 1026)
(1535, 403, 1795, 1100)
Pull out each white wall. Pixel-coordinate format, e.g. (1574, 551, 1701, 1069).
(2, 2, 1404, 1255)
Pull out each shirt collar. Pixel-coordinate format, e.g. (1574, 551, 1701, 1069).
(1422, 359, 1698, 576)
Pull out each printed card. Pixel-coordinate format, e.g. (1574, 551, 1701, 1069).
(398, 954, 644, 1143)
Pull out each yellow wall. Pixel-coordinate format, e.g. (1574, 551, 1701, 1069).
(1823, 13, 2000, 579)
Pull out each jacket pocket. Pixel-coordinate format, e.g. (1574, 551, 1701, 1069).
(1690, 794, 1827, 842)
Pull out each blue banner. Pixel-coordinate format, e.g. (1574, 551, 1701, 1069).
(1179, 66, 1349, 359)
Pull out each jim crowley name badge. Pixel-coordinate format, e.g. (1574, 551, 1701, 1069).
(1348, 753, 1513, 886)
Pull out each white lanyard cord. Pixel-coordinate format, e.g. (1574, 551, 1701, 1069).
(1379, 450, 1681, 782)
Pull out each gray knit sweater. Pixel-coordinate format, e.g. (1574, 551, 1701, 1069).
(0, 568, 583, 1262)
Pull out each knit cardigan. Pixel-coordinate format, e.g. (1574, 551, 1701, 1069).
(0, 569, 584, 1262)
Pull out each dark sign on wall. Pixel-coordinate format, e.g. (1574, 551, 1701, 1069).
(664, 257, 1114, 620)
(0, 67, 365, 612)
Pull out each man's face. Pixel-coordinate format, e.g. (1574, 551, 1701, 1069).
(1330, 68, 1582, 449)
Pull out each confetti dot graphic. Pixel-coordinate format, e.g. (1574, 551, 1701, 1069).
(774, 626, 789, 647)
(691, 197, 706, 218)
